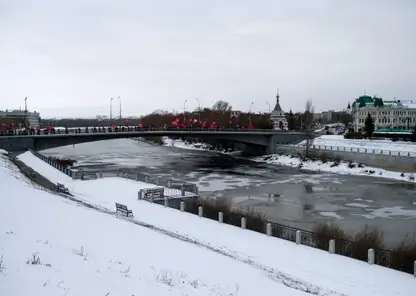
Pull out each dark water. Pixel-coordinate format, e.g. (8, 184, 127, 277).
(41, 139, 416, 247)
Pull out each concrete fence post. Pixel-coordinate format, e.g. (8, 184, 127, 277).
(150, 196, 154, 203)
(368, 249, 375, 265)
(164, 197, 168, 207)
(99, 171, 103, 178)
(329, 239, 335, 254)
(168, 181, 171, 188)
(218, 212, 223, 223)
(266, 223, 272, 236)
(295, 230, 301, 245)
(181, 187, 185, 197)
(145, 176, 148, 183)
(180, 201, 185, 212)
(241, 217, 246, 229)
(138, 190, 142, 200)
(198, 206, 203, 217)
(135, 174, 138, 181)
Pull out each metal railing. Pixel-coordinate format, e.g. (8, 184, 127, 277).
(295, 144, 416, 158)
(146, 197, 413, 275)
(29, 149, 199, 196)
(1, 126, 307, 137)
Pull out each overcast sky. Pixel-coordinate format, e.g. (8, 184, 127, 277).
(1, 0, 415, 118)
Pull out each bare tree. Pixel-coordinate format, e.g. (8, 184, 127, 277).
(304, 100, 315, 157)
(212, 100, 232, 113)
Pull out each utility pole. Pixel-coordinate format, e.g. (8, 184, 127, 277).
(24, 97, 28, 129)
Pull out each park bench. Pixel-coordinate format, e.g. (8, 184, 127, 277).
(80, 173, 98, 180)
(57, 183, 69, 194)
(115, 202, 133, 217)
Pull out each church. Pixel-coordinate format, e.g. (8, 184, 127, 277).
(270, 89, 288, 130)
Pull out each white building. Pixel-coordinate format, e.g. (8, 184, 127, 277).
(0, 109, 41, 127)
(350, 95, 416, 132)
(269, 89, 288, 130)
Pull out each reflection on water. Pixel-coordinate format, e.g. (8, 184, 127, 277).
(41, 139, 416, 247)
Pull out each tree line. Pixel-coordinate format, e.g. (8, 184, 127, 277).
(40, 100, 352, 131)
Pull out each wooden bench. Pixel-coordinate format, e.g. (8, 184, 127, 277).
(115, 202, 133, 217)
(57, 183, 69, 194)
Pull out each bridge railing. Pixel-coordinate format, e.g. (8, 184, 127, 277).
(1, 127, 301, 137)
(28, 149, 199, 196)
(295, 144, 416, 158)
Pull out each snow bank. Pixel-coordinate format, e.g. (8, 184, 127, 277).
(297, 135, 416, 155)
(16, 151, 195, 199)
(0, 149, 8, 155)
(253, 154, 415, 183)
(162, 137, 236, 154)
(1, 155, 306, 296)
(162, 137, 415, 183)
(5, 152, 415, 296)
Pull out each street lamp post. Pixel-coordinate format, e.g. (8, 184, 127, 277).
(248, 102, 254, 126)
(24, 97, 28, 130)
(110, 98, 114, 126)
(266, 102, 271, 113)
(183, 100, 188, 123)
(117, 96, 122, 120)
(196, 97, 201, 122)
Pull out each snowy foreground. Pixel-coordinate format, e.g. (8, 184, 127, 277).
(6, 151, 415, 295)
(161, 137, 416, 183)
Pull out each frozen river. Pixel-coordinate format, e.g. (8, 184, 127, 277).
(41, 138, 416, 247)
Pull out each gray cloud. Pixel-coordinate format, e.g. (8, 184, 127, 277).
(1, 0, 415, 118)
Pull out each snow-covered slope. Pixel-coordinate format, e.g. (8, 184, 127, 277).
(1, 155, 307, 296)
(10, 150, 416, 296)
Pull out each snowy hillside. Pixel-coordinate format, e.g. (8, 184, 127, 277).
(6, 151, 416, 296)
(1, 154, 308, 296)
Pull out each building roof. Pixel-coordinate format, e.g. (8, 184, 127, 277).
(272, 89, 283, 112)
(352, 95, 416, 110)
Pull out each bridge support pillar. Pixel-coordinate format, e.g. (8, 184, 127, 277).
(266, 135, 277, 154)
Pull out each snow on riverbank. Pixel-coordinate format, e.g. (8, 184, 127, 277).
(17, 151, 196, 198)
(161, 138, 415, 183)
(3, 151, 415, 296)
(162, 137, 240, 154)
(297, 135, 416, 154)
(253, 154, 415, 183)
(2, 155, 300, 296)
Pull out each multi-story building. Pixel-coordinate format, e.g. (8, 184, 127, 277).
(349, 95, 416, 132)
(0, 109, 41, 128)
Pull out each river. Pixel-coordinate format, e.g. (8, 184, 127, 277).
(40, 138, 416, 247)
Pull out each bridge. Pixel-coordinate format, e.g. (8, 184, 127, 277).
(0, 128, 309, 154)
